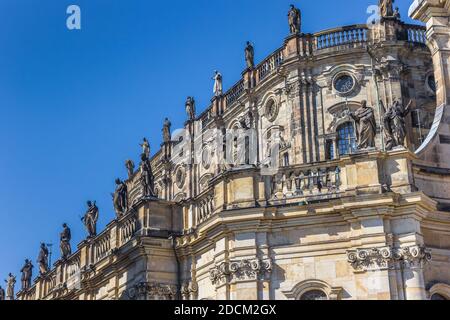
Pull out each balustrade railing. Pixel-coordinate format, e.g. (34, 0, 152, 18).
(257, 48, 284, 82)
(314, 25, 368, 50)
(406, 24, 426, 44)
(195, 193, 215, 225)
(225, 79, 245, 106)
(119, 213, 137, 246)
(271, 164, 343, 202)
(93, 232, 111, 263)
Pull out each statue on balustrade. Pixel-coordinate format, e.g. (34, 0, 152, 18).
(125, 159, 135, 179)
(140, 153, 156, 198)
(140, 138, 150, 159)
(162, 118, 172, 143)
(288, 4, 301, 34)
(20, 259, 33, 291)
(113, 179, 128, 218)
(245, 41, 255, 69)
(186, 96, 196, 121)
(351, 100, 377, 150)
(383, 99, 412, 150)
(0, 285, 5, 300)
(60, 223, 72, 260)
(393, 7, 401, 20)
(212, 70, 223, 96)
(379, 0, 394, 18)
(37, 243, 49, 275)
(82, 200, 99, 237)
(5, 273, 16, 300)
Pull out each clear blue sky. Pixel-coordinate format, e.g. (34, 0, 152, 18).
(0, 0, 419, 284)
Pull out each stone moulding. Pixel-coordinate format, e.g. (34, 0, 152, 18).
(209, 258, 272, 286)
(347, 245, 432, 272)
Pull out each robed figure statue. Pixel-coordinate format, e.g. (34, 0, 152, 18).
(245, 41, 255, 69)
(20, 259, 33, 291)
(37, 243, 49, 275)
(82, 201, 99, 237)
(60, 223, 72, 260)
(212, 71, 223, 96)
(5, 273, 16, 300)
(113, 179, 128, 218)
(186, 96, 196, 121)
(0, 285, 5, 300)
(140, 153, 156, 198)
(379, 0, 394, 18)
(383, 99, 412, 150)
(351, 100, 377, 150)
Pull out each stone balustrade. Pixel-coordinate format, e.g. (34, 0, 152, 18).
(314, 25, 368, 50)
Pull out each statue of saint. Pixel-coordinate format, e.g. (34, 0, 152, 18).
(60, 223, 72, 260)
(393, 7, 401, 19)
(20, 259, 33, 291)
(379, 0, 394, 18)
(113, 179, 128, 218)
(383, 99, 412, 150)
(5, 273, 16, 300)
(185, 96, 196, 121)
(288, 4, 301, 34)
(245, 41, 255, 69)
(0, 285, 5, 301)
(140, 153, 156, 198)
(212, 71, 223, 96)
(351, 100, 377, 150)
(82, 201, 99, 237)
(140, 138, 150, 158)
(162, 118, 172, 143)
(37, 243, 49, 275)
(125, 159, 135, 179)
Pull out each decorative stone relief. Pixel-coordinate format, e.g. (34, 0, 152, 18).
(181, 281, 198, 300)
(347, 245, 432, 272)
(209, 258, 272, 286)
(126, 282, 177, 300)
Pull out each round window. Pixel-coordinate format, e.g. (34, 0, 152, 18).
(334, 74, 355, 94)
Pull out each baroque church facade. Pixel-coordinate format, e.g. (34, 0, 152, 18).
(11, 1, 450, 300)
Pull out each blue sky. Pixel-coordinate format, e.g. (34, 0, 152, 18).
(0, 0, 419, 285)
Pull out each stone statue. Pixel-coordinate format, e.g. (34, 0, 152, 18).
(245, 41, 255, 69)
(383, 99, 412, 150)
(351, 100, 377, 150)
(140, 138, 150, 158)
(162, 118, 172, 143)
(140, 153, 156, 198)
(82, 201, 99, 237)
(5, 273, 16, 300)
(185, 96, 196, 121)
(60, 223, 72, 260)
(113, 179, 128, 218)
(20, 259, 33, 291)
(0, 285, 5, 301)
(288, 4, 301, 34)
(393, 7, 401, 19)
(212, 71, 223, 96)
(125, 159, 135, 178)
(379, 0, 394, 18)
(37, 243, 49, 275)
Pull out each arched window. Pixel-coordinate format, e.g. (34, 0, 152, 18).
(300, 290, 328, 300)
(337, 122, 356, 156)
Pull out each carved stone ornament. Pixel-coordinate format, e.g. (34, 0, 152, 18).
(209, 258, 272, 286)
(126, 282, 177, 300)
(347, 245, 432, 272)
